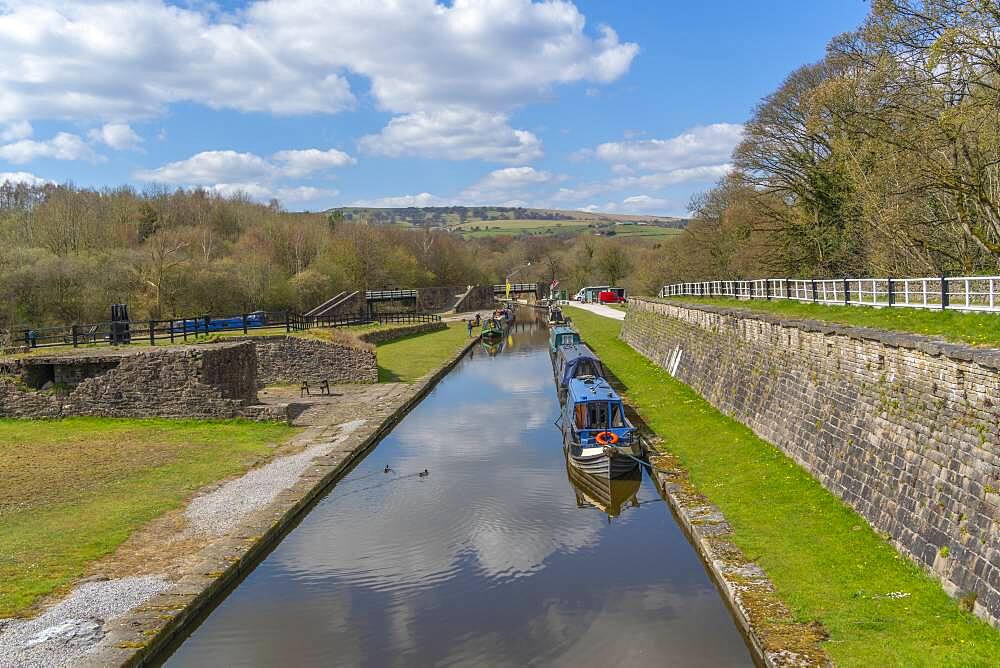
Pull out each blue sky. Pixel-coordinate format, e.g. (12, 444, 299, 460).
(0, 0, 869, 216)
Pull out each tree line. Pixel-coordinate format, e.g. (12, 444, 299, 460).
(655, 0, 1000, 285)
(0, 182, 649, 328)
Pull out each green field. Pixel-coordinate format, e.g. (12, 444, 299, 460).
(565, 305, 1000, 666)
(664, 296, 1000, 347)
(0, 418, 298, 617)
(375, 322, 471, 382)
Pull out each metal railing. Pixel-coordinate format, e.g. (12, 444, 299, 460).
(492, 283, 538, 294)
(659, 276, 1000, 312)
(6, 309, 441, 351)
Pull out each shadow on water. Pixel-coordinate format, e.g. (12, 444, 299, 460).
(159, 307, 753, 667)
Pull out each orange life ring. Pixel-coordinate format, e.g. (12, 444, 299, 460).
(594, 431, 619, 445)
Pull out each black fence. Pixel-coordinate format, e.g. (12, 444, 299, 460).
(6, 309, 442, 351)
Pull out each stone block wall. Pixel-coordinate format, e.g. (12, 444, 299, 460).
(621, 297, 1000, 626)
(357, 321, 446, 344)
(0, 342, 257, 419)
(249, 336, 377, 385)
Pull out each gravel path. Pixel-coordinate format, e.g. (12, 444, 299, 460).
(186, 418, 368, 535)
(569, 302, 626, 320)
(0, 576, 169, 668)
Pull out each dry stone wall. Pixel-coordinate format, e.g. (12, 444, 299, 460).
(621, 297, 1000, 626)
(357, 321, 446, 344)
(249, 336, 377, 385)
(0, 342, 257, 419)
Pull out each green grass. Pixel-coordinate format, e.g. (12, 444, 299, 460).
(375, 322, 471, 382)
(0, 417, 298, 617)
(666, 296, 1000, 347)
(565, 305, 1000, 667)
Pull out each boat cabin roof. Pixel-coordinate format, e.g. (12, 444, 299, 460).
(551, 325, 578, 338)
(567, 376, 620, 403)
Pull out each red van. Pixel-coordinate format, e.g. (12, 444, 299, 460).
(598, 288, 626, 304)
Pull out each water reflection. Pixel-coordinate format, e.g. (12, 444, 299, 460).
(164, 308, 751, 667)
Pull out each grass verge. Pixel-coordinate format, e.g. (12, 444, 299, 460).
(566, 305, 1000, 667)
(0, 417, 297, 617)
(665, 296, 1000, 347)
(375, 322, 471, 382)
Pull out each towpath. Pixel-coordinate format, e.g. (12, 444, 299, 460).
(570, 302, 626, 320)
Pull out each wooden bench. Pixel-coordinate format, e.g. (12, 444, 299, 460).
(301, 380, 332, 397)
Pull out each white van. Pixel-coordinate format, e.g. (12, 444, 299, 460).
(574, 286, 610, 303)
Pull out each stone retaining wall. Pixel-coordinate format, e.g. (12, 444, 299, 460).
(249, 336, 377, 385)
(0, 342, 257, 419)
(621, 297, 1000, 626)
(357, 321, 446, 344)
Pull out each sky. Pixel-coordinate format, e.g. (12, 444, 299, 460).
(0, 0, 870, 217)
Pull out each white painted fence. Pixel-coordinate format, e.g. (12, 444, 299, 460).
(659, 276, 1000, 312)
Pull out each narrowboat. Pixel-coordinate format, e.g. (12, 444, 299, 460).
(560, 375, 641, 478)
(564, 452, 641, 519)
(481, 316, 506, 339)
(548, 325, 580, 353)
(554, 343, 605, 399)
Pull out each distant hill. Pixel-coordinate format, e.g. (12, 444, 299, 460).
(327, 206, 688, 239)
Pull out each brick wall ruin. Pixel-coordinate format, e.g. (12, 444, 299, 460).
(0, 342, 258, 419)
(248, 336, 377, 385)
(621, 297, 1000, 626)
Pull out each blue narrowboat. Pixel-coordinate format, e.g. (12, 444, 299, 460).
(554, 343, 605, 399)
(548, 325, 580, 353)
(560, 376, 641, 478)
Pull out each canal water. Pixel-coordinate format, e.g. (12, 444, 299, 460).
(163, 312, 752, 667)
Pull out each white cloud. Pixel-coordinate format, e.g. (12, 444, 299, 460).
(359, 108, 543, 163)
(349, 192, 452, 208)
(593, 123, 743, 172)
(272, 148, 355, 178)
(0, 120, 32, 142)
(88, 122, 143, 151)
(135, 147, 354, 185)
(0, 1, 637, 164)
(0, 132, 99, 163)
(0, 171, 50, 186)
(474, 166, 552, 189)
(0, 1, 637, 165)
(620, 194, 671, 213)
(135, 150, 275, 185)
(275, 185, 339, 203)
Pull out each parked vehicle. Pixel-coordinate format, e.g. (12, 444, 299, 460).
(573, 286, 610, 303)
(598, 288, 627, 304)
(560, 375, 641, 478)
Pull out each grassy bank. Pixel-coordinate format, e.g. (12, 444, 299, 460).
(376, 322, 471, 382)
(665, 296, 1000, 347)
(566, 306, 1000, 666)
(0, 418, 297, 617)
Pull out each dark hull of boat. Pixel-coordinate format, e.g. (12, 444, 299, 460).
(562, 428, 641, 479)
(564, 452, 641, 517)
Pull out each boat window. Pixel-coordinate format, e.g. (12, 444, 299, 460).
(586, 402, 609, 428)
(610, 402, 625, 427)
(574, 403, 586, 429)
